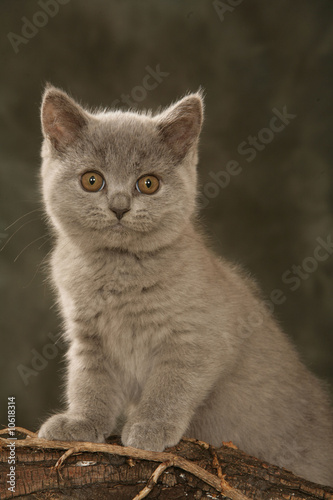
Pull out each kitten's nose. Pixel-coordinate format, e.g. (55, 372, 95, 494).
(110, 207, 130, 220)
(109, 193, 131, 221)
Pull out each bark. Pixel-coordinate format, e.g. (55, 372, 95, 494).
(0, 428, 332, 500)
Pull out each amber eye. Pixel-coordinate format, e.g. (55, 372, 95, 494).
(136, 175, 159, 195)
(81, 171, 105, 192)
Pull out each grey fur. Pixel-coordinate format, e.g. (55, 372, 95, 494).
(38, 86, 333, 486)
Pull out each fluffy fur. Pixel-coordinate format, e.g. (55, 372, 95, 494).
(38, 86, 333, 486)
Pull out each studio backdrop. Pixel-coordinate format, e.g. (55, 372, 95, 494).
(0, 0, 332, 431)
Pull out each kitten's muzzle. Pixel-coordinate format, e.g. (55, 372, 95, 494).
(109, 193, 131, 220)
(110, 207, 130, 220)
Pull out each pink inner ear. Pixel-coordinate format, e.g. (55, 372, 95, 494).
(43, 105, 77, 146)
(53, 122, 71, 143)
(170, 117, 194, 142)
(160, 114, 201, 160)
(44, 105, 67, 142)
(42, 92, 87, 150)
(158, 96, 203, 160)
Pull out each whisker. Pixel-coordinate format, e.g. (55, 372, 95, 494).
(14, 235, 48, 263)
(23, 237, 71, 288)
(22, 247, 53, 289)
(38, 236, 53, 250)
(4, 208, 43, 231)
(0, 218, 42, 252)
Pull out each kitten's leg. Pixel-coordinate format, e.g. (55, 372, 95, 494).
(121, 342, 217, 451)
(38, 337, 123, 443)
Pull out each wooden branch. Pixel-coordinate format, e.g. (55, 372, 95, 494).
(132, 461, 173, 500)
(0, 427, 332, 499)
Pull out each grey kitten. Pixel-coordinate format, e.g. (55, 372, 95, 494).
(38, 85, 333, 487)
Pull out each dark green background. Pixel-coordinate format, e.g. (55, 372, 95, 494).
(1, 0, 332, 432)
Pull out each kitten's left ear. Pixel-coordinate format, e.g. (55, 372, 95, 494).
(156, 93, 204, 161)
(41, 85, 89, 152)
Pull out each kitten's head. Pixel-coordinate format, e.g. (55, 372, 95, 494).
(40, 85, 203, 253)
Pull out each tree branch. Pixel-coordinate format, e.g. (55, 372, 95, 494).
(0, 427, 332, 499)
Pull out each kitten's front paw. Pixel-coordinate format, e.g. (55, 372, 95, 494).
(38, 413, 107, 443)
(121, 421, 181, 452)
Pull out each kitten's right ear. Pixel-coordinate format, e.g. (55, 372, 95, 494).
(41, 85, 88, 151)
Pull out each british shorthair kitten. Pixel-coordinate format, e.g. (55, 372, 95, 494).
(38, 85, 333, 486)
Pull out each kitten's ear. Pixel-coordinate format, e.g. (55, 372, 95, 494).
(41, 85, 88, 151)
(157, 93, 204, 161)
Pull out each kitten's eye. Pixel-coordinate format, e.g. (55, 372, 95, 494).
(81, 171, 105, 192)
(136, 175, 159, 195)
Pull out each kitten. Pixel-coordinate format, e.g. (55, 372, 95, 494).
(38, 85, 333, 486)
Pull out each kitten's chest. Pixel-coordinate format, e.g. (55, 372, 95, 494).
(58, 249, 168, 384)
(54, 246, 170, 336)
